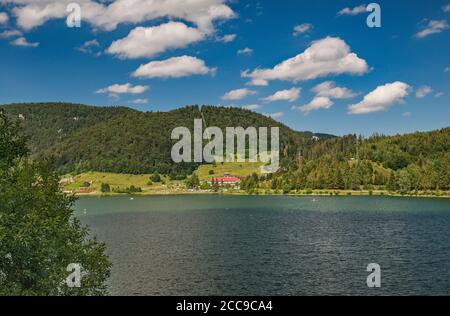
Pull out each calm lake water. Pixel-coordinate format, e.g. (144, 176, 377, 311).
(74, 195, 450, 296)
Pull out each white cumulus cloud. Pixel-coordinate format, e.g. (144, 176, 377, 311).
(0, 29, 23, 38)
(293, 23, 313, 36)
(294, 96, 333, 114)
(263, 87, 301, 102)
(415, 20, 449, 38)
(10, 36, 39, 48)
(338, 5, 367, 16)
(217, 34, 236, 43)
(415, 85, 433, 98)
(348, 81, 411, 115)
(237, 47, 253, 55)
(443, 4, 450, 12)
(222, 88, 257, 101)
(132, 56, 216, 79)
(0, 12, 8, 24)
(77, 39, 100, 55)
(107, 22, 204, 59)
(242, 37, 369, 86)
(6, 0, 235, 33)
(312, 81, 356, 99)
(96, 83, 149, 95)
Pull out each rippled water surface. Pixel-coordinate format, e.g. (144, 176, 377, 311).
(75, 196, 450, 295)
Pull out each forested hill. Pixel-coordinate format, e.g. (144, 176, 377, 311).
(0, 103, 136, 154)
(1, 102, 448, 192)
(257, 127, 450, 193)
(0, 103, 330, 176)
(302, 128, 450, 168)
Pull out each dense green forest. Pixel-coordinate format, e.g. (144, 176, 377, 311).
(243, 128, 450, 194)
(1, 103, 449, 193)
(0, 103, 135, 154)
(0, 103, 328, 179)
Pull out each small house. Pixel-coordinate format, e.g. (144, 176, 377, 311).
(210, 174, 241, 186)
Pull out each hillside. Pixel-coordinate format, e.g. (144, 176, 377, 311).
(47, 106, 323, 177)
(1, 103, 448, 194)
(247, 127, 450, 194)
(0, 103, 136, 154)
(0, 103, 329, 178)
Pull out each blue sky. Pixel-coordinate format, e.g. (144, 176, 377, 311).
(0, 0, 449, 136)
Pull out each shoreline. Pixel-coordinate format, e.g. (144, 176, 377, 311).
(74, 190, 450, 199)
(63, 172, 450, 200)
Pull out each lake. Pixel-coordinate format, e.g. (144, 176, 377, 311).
(74, 195, 450, 296)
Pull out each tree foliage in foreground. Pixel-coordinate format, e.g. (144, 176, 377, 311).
(0, 110, 111, 296)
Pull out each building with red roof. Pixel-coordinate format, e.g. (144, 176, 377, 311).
(210, 173, 241, 186)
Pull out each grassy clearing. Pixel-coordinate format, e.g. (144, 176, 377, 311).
(61, 172, 450, 198)
(63, 172, 180, 193)
(63, 168, 449, 198)
(62, 162, 262, 195)
(195, 162, 263, 181)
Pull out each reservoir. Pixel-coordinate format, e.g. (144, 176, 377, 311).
(75, 195, 450, 295)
